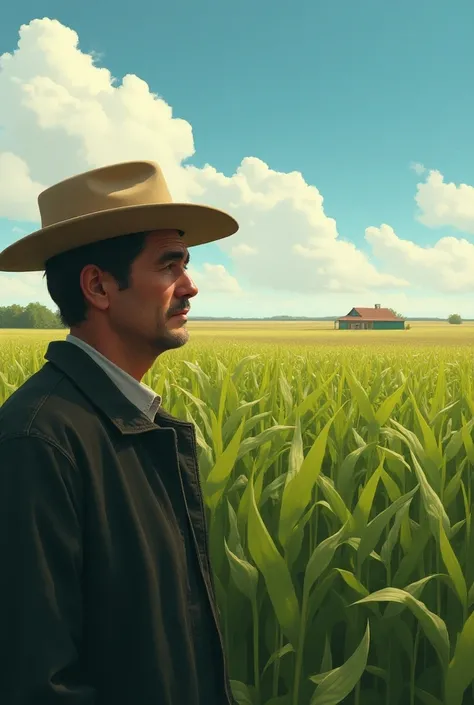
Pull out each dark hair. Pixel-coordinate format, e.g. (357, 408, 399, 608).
(44, 232, 148, 327)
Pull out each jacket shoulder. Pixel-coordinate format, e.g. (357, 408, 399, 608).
(0, 362, 98, 443)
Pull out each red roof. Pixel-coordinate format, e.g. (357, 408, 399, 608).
(337, 307, 405, 321)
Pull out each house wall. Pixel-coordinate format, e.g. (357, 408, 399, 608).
(372, 320, 405, 330)
(337, 320, 405, 330)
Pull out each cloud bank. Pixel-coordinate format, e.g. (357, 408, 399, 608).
(0, 18, 472, 316)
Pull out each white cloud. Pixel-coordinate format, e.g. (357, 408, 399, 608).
(366, 223, 474, 292)
(410, 162, 426, 176)
(188, 263, 242, 295)
(0, 271, 49, 305)
(231, 243, 258, 256)
(187, 159, 409, 294)
(0, 152, 45, 220)
(415, 170, 474, 234)
(0, 18, 195, 201)
(0, 17, 472, 313)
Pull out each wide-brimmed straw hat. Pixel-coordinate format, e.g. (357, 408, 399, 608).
(0, 160, 239, 271)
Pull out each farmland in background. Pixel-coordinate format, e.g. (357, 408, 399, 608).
(1, 322, 474, 705)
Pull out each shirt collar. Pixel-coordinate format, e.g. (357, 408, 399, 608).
(66, 334, 162, 422)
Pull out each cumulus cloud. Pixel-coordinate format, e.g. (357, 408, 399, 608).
(0, 18, 195, 202)
(366, 223, 474, 292)
(0, 16, 407, 299)
(0, 16, 471, 308)
(0, 153, 46, 220)
(188, 263, 242, 295)
(415, 170, 474, 234)
(187, 159, 409, 293)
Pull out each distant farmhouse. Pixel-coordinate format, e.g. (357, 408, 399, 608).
(334, 304, 405, 330)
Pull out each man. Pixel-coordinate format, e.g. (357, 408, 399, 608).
(0, 161, 239, 704)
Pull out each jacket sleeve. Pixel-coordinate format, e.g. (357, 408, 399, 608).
(0, 433, 96, 703)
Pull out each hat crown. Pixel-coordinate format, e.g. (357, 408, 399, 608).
(38, 161, 173, 228)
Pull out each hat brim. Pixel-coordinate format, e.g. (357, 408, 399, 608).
(0, 202, 239, 272)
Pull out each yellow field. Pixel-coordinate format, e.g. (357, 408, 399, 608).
(185, 320, 474, 347)
(0, 319, 473, 349)
(1, 320, 474, 703)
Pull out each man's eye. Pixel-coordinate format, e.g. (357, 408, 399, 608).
(165, 263, 188, 270)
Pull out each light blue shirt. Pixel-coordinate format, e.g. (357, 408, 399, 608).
(66, 334, 162, 422)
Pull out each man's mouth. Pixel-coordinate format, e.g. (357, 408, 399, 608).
(169, 308, 189, 318)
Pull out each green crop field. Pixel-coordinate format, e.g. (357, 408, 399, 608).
(1, 322, 474, 705)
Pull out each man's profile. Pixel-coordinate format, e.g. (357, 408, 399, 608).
(0, 160, 239, 704)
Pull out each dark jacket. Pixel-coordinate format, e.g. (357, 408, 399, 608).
(0, 340, 234, 705)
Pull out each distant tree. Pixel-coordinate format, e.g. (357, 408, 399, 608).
(448, 313, 462, 325)
(389, 308, 404, 319)
(0, 303, 66, 328)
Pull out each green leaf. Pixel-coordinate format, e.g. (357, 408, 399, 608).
(393, 523, 432, 587)
(262, 643, 295, 677)
(336, 443, 376, 504)
(353, 587, 450, 670)
(247, 468, 300, 649)
(286, 415, 304, 486)
(350, 458, 383, 535)
(320, 634, 333, 673)
(317, 475, 351, 526)
(410, 450, 451, 539)
(230, 680, 255, 705)
(224, 540, 258, 602)
(222, 398, 265, 445)
(444, 419, 474, 462)
(380, 468, 401, 502)
(285, 372, 337, 422)
(411, 392, 443, 470)
(304, 525, 348, 597)
(285, 505, 315, 570)
(461, 417, 474, 464)
(443, 460, 466, 509)
(227, 500, 245, 558)
(173, 384, 213, 438)
(415, 689, 444, 705)
(335, 569, 369, 598)
(384, 574, 445, 619)
(279, 410, 339, 549)
(309, 622, 370, 705)
(439, 518, 467, 612)
(231, 354, 261, 383)
(264, 697, 291, 705)
(375, 381, 406, 427)
(205, 419, 245, 509)
(357, 485, 418, 568)
(445, 608, 474, 705)
(237, 425, 294, 461)
(380, 501, 411, 568)
(366, 665, 388, 682)
(260, 474, 287, 508)
(346, 370, 377, 426)
(279, 372, 293, 415)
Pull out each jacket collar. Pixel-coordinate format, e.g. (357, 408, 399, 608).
(44, 340, 189, 435)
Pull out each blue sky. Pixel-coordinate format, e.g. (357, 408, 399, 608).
(0, 0, 473, 317)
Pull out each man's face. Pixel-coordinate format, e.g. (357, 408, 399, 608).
(106, 230, 198, 355)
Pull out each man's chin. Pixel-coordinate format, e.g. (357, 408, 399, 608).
(161, 328, 190, 349)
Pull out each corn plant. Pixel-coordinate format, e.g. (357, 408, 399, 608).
(1, 335, 474, 704)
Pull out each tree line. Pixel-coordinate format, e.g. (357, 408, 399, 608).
(0, 303, 65, 329)
(0, 304, 464, 328)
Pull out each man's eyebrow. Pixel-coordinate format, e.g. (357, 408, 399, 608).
(156, 250, 190, 265)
